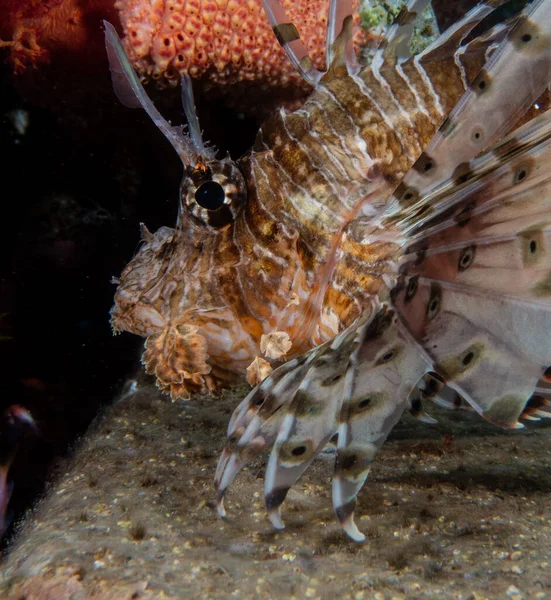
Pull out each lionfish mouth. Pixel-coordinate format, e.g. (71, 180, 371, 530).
(112, 281, 260, 399)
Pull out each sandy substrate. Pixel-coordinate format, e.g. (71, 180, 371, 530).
(1, 376, 550, 599)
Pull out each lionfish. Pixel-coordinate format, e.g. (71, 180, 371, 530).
(106, 0, 551, 541)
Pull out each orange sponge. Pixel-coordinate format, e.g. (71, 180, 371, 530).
(116, 0, 366, 90)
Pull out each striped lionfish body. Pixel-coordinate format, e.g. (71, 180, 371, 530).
(106, 0, 551, 540)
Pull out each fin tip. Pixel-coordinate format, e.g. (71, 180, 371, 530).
(268, 509, 285, 530)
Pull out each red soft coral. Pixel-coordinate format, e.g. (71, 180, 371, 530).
(0, 0, 119, 72)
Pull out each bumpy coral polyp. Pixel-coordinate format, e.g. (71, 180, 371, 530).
(116, 0, 365, 89)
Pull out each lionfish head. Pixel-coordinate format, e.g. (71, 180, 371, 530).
(104, 22, 294, 398)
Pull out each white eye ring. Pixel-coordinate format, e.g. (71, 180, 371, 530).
(179, 159, 247, 229)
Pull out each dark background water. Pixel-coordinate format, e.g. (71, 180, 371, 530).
(0, 55, 259, 546)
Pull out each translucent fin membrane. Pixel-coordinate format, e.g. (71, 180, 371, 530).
(393, 0, 551, 217)
(372, 0, 432, 62)
(180, 73, 211, 158)
(326, 0, 360, 72)
(103, 21, 207, 166)
(261, 0, 323, 85)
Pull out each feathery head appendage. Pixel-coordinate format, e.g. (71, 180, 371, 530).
(141, 323, 212, 400)
(104, 21, 212, 168)
(105, 18, 232, 251)
(109, 212, 265, 398)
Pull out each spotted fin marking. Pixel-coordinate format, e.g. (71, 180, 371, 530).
(400, 106, 551, 235)
(215, 0, 551, 541)
(216, 322, 373, 519)
(216, 304, 429, 539)
(393, 111, 551, 427)
(331, 307, 426, 541)
(391, 0, 551, 215)
(215, 350, 322, 515)
(264, 308, 372, 530)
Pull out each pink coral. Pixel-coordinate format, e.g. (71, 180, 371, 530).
(0, 0, 119, 72)
(116, 0, 367, 90)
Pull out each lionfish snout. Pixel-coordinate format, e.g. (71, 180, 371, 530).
(110, 224, 179, 338)
(110, 223, 252, 398)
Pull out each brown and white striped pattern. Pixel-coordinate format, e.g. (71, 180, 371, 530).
(111, 1, 545, 400)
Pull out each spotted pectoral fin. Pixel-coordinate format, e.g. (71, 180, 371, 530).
(215, 332, 353, 520)
(395, 285, 547, 427)
(141, 323, 211, 399)
(263, 319, 366, 529)
(391, 0, 551, 218)
(215, 350, 320, 513)
(330, 309, 427, 541)
(216, 307, 429, 541)
(392, 112, 551, 427)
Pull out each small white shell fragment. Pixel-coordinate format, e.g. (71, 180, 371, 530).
(286, 293, 300, 307)
(260, 331, 292, 360)
(246, 356, 273, 386)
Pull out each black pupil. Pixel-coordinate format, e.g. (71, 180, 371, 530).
(195, 181, 225, 211)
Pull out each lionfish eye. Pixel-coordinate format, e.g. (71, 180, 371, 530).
(180, 159, 247, 229)
(195, 181, 226, 211)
